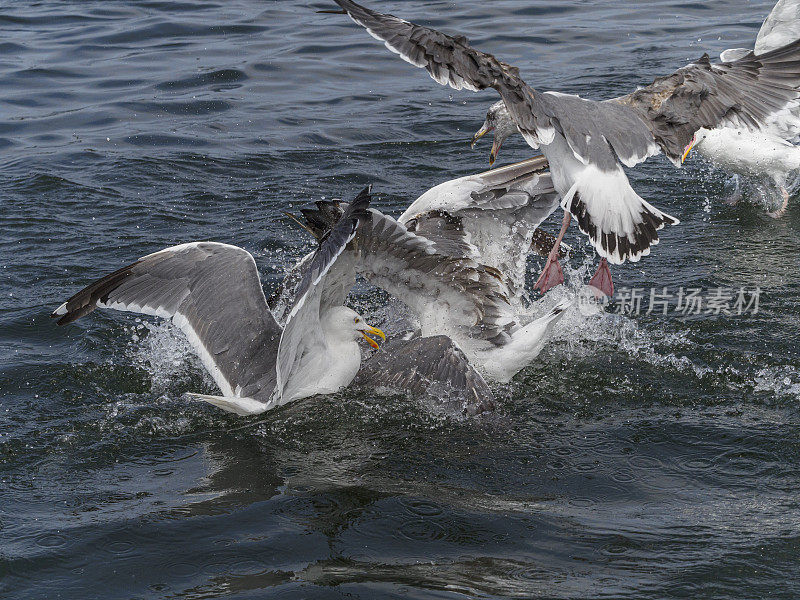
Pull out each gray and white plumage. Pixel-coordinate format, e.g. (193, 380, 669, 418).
(296, 193, 571, 383)
(398, 155, 562, 303)
(327, 0, 800, 262)
(297, 197, 518, 346)
(52, 189, 379, 416)
(52, 241, 283, 406)
(354, 335, 495, 416)
(698, 0, 800, 195)
(756, 0, 800, 56)
(274, 188, 374, 404)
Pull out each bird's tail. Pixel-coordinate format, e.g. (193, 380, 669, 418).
(561, 167, 679, 265)
(482, 298, 572, 382)
(187, 393, 270, 416)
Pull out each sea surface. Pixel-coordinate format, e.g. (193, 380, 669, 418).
(2, 1, 800, 598)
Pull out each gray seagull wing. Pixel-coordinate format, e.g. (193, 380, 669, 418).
(399, 156, 562, 300)
(275, 187, 371, 401)
(328, 0, 558, 148)
(354, 335, 495, 416)
(614, 41, 800, 163)
(328, 0, 657, 164)
(331, 0, 800, 168)
(300, 199, 517, 346)
(51, 242, 282, 402)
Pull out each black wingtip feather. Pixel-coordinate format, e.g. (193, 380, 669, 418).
(52, 263, 139, 326)
(291, 185, 374, 308)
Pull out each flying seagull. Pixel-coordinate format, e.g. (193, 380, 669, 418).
(326, 0, 800, 296)
(480, 0, 800, 220)
(51, 189, 386, 416)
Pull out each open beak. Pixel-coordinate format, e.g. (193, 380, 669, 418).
(470, 122, 493, 149)
(681, 136, 697, 164)
(360, 325, 385, 350)
(489, 138, 502, 167)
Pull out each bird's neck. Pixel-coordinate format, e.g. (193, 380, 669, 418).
(319, 338, 362, 392)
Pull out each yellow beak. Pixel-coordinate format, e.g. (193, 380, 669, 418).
(360, 325, 386, 350)
(681, 137, 697, 164)
(470, 122, 492, 149)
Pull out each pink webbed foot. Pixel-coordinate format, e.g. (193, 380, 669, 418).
(534, 254, 564, 294)
(588, 258, 614, 298)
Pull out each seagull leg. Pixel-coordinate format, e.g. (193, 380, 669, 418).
(768, 187, 790, 218)
(534, 210, 571, 294)
(588, 258, 614, 298)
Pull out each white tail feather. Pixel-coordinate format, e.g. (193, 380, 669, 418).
(481, 298, 573, 383)
(187, 393, 269, 416)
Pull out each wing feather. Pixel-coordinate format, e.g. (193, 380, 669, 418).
(354, 335, 495, 416)
(52, 242, 281, 401)
(275, 187, 372, 400)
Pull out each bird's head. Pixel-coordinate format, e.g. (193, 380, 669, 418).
(681, 128, 709, 164)
(323, 306, 385, 349)
(470, 100, 517, 167)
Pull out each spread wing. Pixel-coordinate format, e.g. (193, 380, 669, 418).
(52, 242, 282, 402)
(275, 187, 371, 402)
(331, 0, 800, 168)
(300, 199, 517, 346)
(328, 0, 558, 149)
(354, 335, 495, 416)
(615, 42, 800, 163)
(399, 156, 561, 300)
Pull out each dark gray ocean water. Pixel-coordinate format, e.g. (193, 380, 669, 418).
(2, 1, 800, 598)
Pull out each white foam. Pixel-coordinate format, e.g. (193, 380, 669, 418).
(127, 320, 213, 395)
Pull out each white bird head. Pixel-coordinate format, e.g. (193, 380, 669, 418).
(682, 128, 710, 164)
(322, 306, 386, 349)
(471, 100, 518, 167)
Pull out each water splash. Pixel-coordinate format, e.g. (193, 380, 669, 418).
(753, 365, 800, 400)
(126, 319, 212, 395)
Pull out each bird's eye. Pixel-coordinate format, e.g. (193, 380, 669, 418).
(354, 317, 360, 323)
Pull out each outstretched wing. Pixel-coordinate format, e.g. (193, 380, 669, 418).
(329, 0, 557, 149)
(399, 156, 561, 300)
(332, 0, 800, 167)
(327, 0, 676, 264)
(615, 41, 800, 163)
(329, 0, 515, 92)
(275, 187, 371, 402)
(52, 242, 282, 401)
(354, 335, 495, 416)
(301, 199, 517, 345)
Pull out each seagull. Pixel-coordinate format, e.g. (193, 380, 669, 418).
(684, 127, 800, 217)
(326, 0, 800, 298)
(680, 0, 800, 217)
(52, 185, 554, 418)
(51, 189, 386, 416)
(286, 191, 571, 384)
